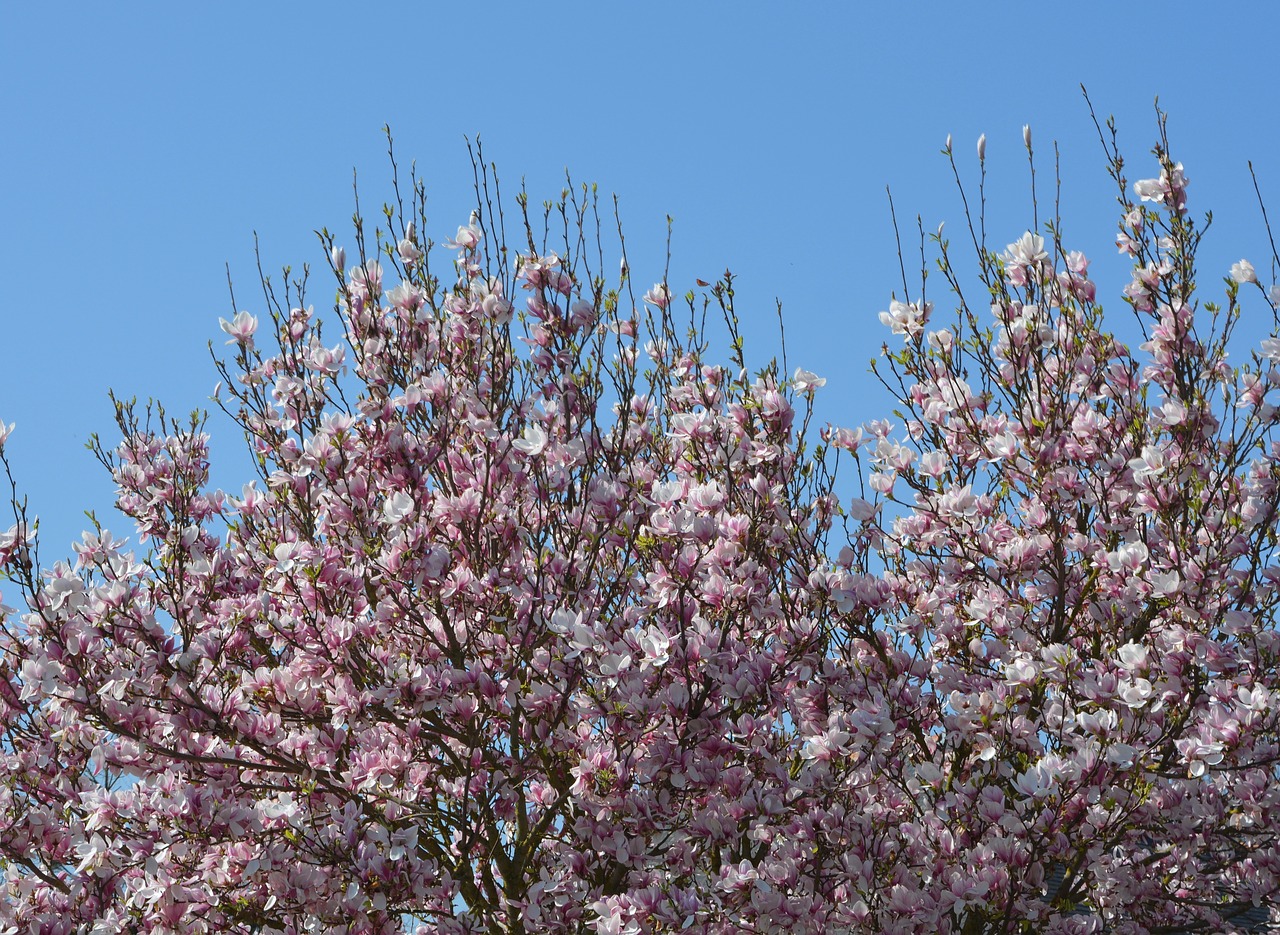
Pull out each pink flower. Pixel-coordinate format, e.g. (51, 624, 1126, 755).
(219, 310, 258, 345)
(397, 237, 423, 264)
(848, 498, 878, 522)
(800, 727, 851, 761)
(10, 114, 1280, 935)
(643, 283, 670, 309)
(879, 298, 931, 339)
(1134, 161, 1189, 213)
(448, 212, 483, 250)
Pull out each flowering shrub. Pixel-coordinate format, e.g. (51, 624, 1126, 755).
(2, 115, 1280, 933)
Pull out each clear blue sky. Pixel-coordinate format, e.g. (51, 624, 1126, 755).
(4, 1, 1279, 562)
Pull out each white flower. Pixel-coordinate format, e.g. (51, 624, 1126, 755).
(423, 545, 449, 579)
(260, 792, 298, 821)
(792, 367, 827, 394)
(919, 449, 947, 477)
(1105, 743, 1137, 769)
(1005, 232, 1048, 268)
(1149, 570, 1180, 596)
(977, 133, 987, 161)
(639, 628, 671, 668)
(800, 728, 851, 762)
(565, 622, 596, 661)
(273, 541, 303, 573)
(1117, 642, 1148, 669)
(382, 491, 415, 524)
(1128, 444, 1167, 482)
(74, 833, 109, 873)
(1106, 540, 1149, 573)
(1004, 656, 1038, 686)
(1159, 399, 1187, 426)
(1180, 739, 1225, 777)
(547, 609, 579, 634)
(597, 652, 632, 677)
(1076, 709, 1117, 737)
(512, 424, 548, 456)
(650, 480, 684, 506)
(1118, 677, 1153, 709)
(1012, 763, 1055, 799)
(985, 431, 1019, 461)
(1022, 124, 1032, 148)
(1134, 177, 1168, 202)
(1231, 259, 1258, 285)
(879, 299, 931, 340)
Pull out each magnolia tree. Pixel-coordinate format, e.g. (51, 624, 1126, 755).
(3, 113, 1280, 933)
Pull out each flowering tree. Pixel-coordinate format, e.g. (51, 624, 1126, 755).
(2, 113, 1280, 934)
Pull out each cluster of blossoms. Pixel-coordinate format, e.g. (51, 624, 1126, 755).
(2, 122, 1280, 934)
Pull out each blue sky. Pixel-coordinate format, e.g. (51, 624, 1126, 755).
(4, 1, 1280, 563)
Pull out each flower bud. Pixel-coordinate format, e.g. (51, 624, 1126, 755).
(1022, 124, 1032, 148)
(332, 246, 346, 271)
(977, 134, 987, 162)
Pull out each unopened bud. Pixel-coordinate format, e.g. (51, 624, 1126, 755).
(332, 246, 346, 271)
(1023, 124, 1032, 148)
(946, 133, 953, 152)
(977, 134, 987, 162)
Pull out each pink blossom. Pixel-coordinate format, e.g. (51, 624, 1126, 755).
(642, 282, 670, 309)
(879, 298, 931, 339)
(219, 310, 258, 345)
(3, 119, 1279, 935)
(448, 212, 483, 250)
(397, 236, 423, 264)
